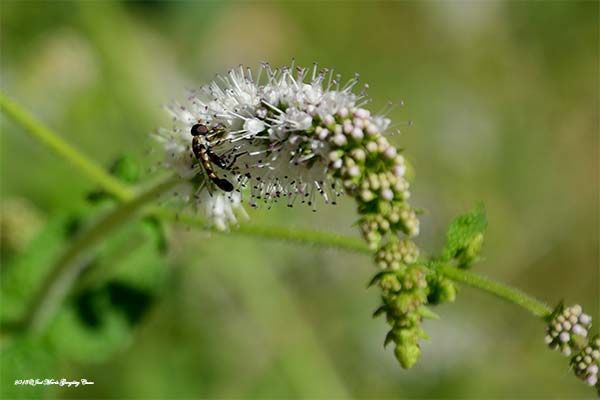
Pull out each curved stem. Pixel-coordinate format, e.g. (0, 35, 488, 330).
(0, 92, 134, 202)
(154, 208, 371, 254)
(23, 175, 180, 334)
(438, 264, 552, 318)
(158, 210, 552, 319)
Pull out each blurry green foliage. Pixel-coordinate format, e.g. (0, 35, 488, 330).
(1, 155, 168, 397)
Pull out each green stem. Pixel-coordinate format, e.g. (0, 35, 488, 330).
(23, 175, 180, 334)
(154, 208, 371, 254)
(0, 91, 134, 202)
(159, 209, 552, 319)
(438, 264, 552, 318)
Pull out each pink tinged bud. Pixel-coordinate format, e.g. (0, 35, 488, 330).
(384, 146, 397, 159)
(351, 127, 364, 140)
(393, 165, 406, 177)
(572, 324, 588, 337)
(333, 134, 347, 146)
(381, 188, 394, 201)
(355, 108, 370, 119)
(343, 122, 353, 134)
(318, 128, 329, 140)
(256, 108, 267, 119)
(338, 107, 349, 118)
(332, 159, 343, 169)
(559, 332, 571, 343)
(588, 365, 599, 375)
(562, 347, 572, 356)
(348, 165, 361, 177)
(323, 114, 335, 126)
(580, 314, 592, 325)
(586, 375, 598, 386)
(366, 123, 378, 135)
(353, 118, 364, 129)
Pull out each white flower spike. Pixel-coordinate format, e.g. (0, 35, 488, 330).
(156, 61, 415, 231)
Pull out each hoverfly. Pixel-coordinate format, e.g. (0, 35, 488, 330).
(189, 121, 237, 192)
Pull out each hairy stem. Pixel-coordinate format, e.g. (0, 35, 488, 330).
(23, 176, 180, 334)
(438, 264, 552, 318)
(160, 209, 553, 319)
(154, 208, 371, 254)
(0, 92, 133, 202)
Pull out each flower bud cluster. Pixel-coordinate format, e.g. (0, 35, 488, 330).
(373, 265, 430, 369)
(571, 335, 600, 392)
(375, 238, 419, 270)
(358, 203, 419, 250)
(545, 304, 592, 356)
(322, 107, 420, 245)
(317, 105, 430, 367)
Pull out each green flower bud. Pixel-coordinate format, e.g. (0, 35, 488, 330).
(395, 342, 421, 369)
(427, 274, 457, 304)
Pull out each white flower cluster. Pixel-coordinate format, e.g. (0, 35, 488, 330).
(571, 335, 600, 388)
(156, 62, 412, 229)
(545, 304, 592, 356)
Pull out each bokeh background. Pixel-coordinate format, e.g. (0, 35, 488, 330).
(1, 1, 598, 398)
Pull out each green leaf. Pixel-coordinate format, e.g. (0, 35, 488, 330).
(441, 203, 487, 269)
(417, 306, 440, 320)
(0, 214, 72, 323)
(45, 217, 167, 363)
(384, 330, 395, 348)
(367, 270, 393, 288)
(1, 186, 168, 364)
(0, 337, 56, 399)
(87, 156, 141, 204)
(372, 305, 387, 318)
(109, 156, 141, 184)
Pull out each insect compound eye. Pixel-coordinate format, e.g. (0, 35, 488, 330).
(190, 123, 209, 136)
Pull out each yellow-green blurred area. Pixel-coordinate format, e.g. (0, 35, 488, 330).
(1, 1, 598, 398)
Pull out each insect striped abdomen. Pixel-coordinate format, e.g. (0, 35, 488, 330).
(192, 137, 234, 192)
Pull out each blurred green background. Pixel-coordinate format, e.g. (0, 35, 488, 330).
(1, 1, 598, 398)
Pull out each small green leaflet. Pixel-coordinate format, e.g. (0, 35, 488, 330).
(441, 204, 487, 269)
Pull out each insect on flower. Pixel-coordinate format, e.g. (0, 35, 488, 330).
(157, 61, 416, 230)
(189, 120, 244, 193)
